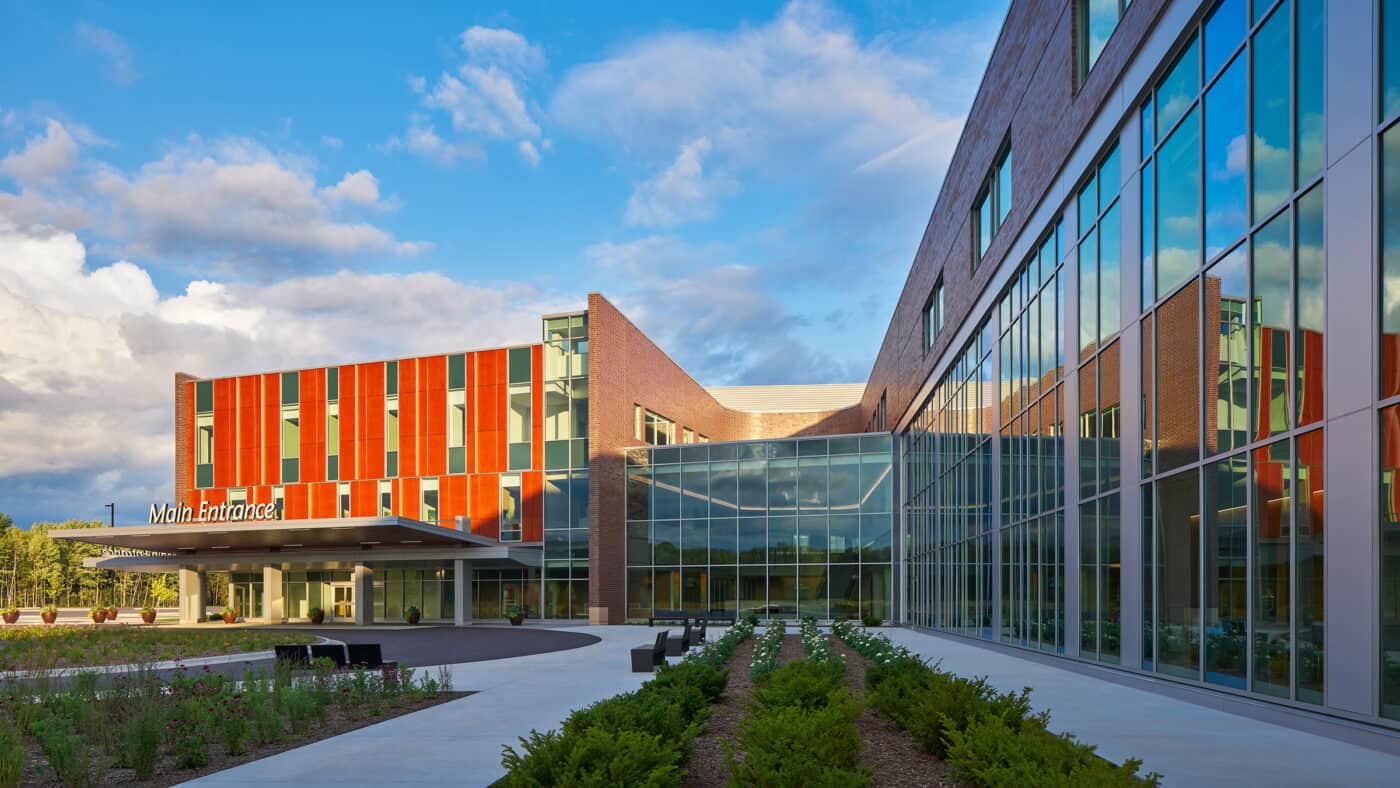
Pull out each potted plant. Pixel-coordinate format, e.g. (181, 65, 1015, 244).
(404, 605, 421, 625)
(106, 605, 119, 621)
(309, 607, 325, 625)
(507, 604, 524, 626)
(40, 605, 57, 625)
(90, 606, 107, 624)
(221, 607, 238, 624)
(1, 607, 18, 625)
(140, 606, 157, 624)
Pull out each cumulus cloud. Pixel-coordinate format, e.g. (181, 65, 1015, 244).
(382, 115, 483, 166)
(625, 137, 736, 227)
(389, 25, 546, 166)
(89, 135, 422, 268)
(320, 135, 344, 150)
(0, 221, 572, 525)
(76, 22, 137, 85)
(0, 119, 80, 184)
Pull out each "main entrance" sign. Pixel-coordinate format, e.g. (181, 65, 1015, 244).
(148, 502, 280, 524)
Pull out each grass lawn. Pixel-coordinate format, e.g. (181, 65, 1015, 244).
(0, 627, 317, 671)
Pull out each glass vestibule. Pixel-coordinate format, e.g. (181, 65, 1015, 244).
(372, 564, 455, 623)
(283, 570, 351, 620)
(229, 572, 265, 619)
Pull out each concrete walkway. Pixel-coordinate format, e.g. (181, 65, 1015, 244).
(184, 625, 678, 787)
(883, 628, 1400, 787)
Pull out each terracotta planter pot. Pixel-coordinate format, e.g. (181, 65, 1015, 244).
(41, 611, 57, 625)
(222, 611, 237, 624)
(106, 607, 119, 621)
(141, 610, 156, 624)
(406, 611, 421, 625)
(309, 610, 325, 625)
(2, 611, 18, 625)
(91, 610, 106, 624)
(509, 615, 524, 626)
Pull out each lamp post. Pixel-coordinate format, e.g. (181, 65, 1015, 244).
(104, 503, 114, 527)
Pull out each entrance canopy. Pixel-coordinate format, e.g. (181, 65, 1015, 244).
(50, 516, 540, 571)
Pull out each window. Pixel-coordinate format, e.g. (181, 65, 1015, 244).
(972, 145, 1012, 266)
(280, 371, 299, 483)
(508, 347, 533, 470)
(378, 480, 392, 517)
(500, 474, 522, 541)
(449, 354, 467, 474)
(338, 482, 350, 518)
(195, 380, 214, 488)
(636, 408, 675, 446)
(1077, 0, 1131, 86)
(385, 362, 399, 477)
(682, 428, 695, 444)
(923, 277, 944, 352)
(272, 485, 284, 519)
(421, 477, 438, 523)
(868, 391, 886, 433)
(327, 369, 339, 481)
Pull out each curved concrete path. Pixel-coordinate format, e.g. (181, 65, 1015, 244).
(184, 625, 688, 787)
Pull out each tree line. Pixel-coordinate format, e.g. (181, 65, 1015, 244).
(0, 512, 180, 609)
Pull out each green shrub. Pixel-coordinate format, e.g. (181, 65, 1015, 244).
(500, 726, 683, 787)
(0, 722, 25, 788)
(563, 682, 707, 743)
(727, 696, 869, 787)
(866, 660, 1034, 758)
(173, 730, 211, 769)
(31, 717, 88, 787)
(861, 613, 882, 627)
(751, 659, 846, 712)
(943, 713, 1160, 787)
(120, 709, 162, 780)
(279, 685, 319, 735)
(651, 660, 728, 703)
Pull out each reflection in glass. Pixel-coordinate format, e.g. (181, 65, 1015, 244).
(1209, 244, 1249, 455)
(1080, 359, 1097, 500)
(1142, 162, 1155, 309)
(1156, 280, 1201, 473)
(1381, 406, 1400, 719)
(1080, 229, 1098, 358)
(1157, 107, 1201, 296)
(1204, 53, 1246, 258)
(1101, 494, 1121, 663)
(1099, 342, 1121, 490)
(1080, 501, 1098, 658)
(1386, 0, 1400, 121)
(1296, 0, 1323, 183)
(1100, 203, 1121, 344)
(1296, 186, 1324, 426)
(1156, 35, 1199, 138)
(1252, 439, 1291, 699)
(1251, 2, 1291, 222)
(1142, 315, 1154, 476)
(1099, 146, 1119, 210)
(1253, 212, 1292, 439)
(1295, 429, 1324, 704)
(1385, 126, 1400, 399)
(1203, 0, 1245, 80)
(1205, 455, 1247, 688)
(1156, 468, 1200, 680)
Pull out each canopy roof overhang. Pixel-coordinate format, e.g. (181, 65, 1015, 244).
(50, 517, 541, 572)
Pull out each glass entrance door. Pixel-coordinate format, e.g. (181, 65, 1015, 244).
(330, 583, 354, 621)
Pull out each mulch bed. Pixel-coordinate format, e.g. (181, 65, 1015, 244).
(18, 690, 473, 787)
(833, 637, 962, 787)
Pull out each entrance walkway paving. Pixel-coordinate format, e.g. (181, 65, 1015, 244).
(883, 628, 1400, 787)
(184, 625, 681, 787)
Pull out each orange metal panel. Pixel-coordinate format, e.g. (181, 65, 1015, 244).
(284, 484, 308, 520)
(401, 477, 420, 521)
(262, 375, 280, 485)
(213, 378, 236, 488)
(531, 345, 543, 468)
(442, 474, 468, 527)
(400, 358, 418, 477)
(300, 369, 325, 484)
(363, 363, 385, 479)
(522, 470, 543, 542)
(351, 480, 376, 517)
(237, 376, 258, 485)
(464, 352, 475, 473)
(309, 482, 336, 519)
(471, 474, 499, 540)
(252, 485, 271, 506)
(201, 488, 226, 507)
(339, 366, 357, 480)
(425, 355, 447, 476)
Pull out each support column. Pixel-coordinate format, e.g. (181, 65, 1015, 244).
(178, 567, 206, 625)
(354, 563, 373, 626)
(263, 564, 284, 624)
(454, 559, 472, 626)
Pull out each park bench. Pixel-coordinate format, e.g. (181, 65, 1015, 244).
(310, 643, 348, 668)
(702, 609, 736, 625)
(347, 643, 384, 668)
(631, 630, 669, 672)
(648, 609, 690, 626)
(665, 621, 695, 657)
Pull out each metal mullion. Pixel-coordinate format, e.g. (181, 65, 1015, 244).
(1198, 260, 1209, 683)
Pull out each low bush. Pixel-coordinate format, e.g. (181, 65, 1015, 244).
(501, 726, 683, 787)
(0, 720, 25, 788)
(751, 659, 846, 712)
(749, 621, 785, 681)
(31, 716, 88, 787)
(729, 695, 868, 787)
(120, 708, 162, 779)
(831, 621, 1161, 786)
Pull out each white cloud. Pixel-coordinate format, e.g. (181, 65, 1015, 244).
(625, 137, 736, 227)
(320, 135, 344, 150)
(76, 22, 136, 85)
(89, 135, 422, 267)
(392, 26, 545, 167)
(320, 170, 380, 206)
(0, 221, 571, 521)
(552, 0, 992, 227)
(0, 119, 79, 184)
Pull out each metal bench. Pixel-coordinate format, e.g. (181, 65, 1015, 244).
(273, 644, 310, 667)
(665, 621, 694, 656)
(648, 609, 690, 627)
(631, 630, 669, 672)
(702, 609, 736, 625)
(694, 618, 707, 645)
(310, 643, 347, 668)
(347, 643, 384, 668)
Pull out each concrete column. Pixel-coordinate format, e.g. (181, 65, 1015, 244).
(178, 567, 206, 624)
(262, 564, 284, 623)
(354, 563, 373, 625)
(454, 559, 472, 626)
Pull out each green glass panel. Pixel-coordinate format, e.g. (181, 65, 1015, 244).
(508, 442, 532, 470)
(508, 347, 532, 384)
(448, 354, 466, 390)
(545, 440, 570, 470)
(449, 446, 466, 474)
(196, 464, 213, 489)
(281, 371, 299, 405)
(195, 380, 213, 413)
(281, 458, 298, 484)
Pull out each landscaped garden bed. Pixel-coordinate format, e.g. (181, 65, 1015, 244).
(0, 627, 318, 671)
(0, 658, 463, 787)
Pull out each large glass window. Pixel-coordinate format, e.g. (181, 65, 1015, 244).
(923, 278, 943, 352)
(1077, 0, 1130, 85)
(972, 145, 1012, 266)
(280, 371, 299, 484)
(500, 473, 522, 541)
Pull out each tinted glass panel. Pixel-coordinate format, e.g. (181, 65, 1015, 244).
(1203, 0, 1245, 79)
(1252, 439, 1291, 698)
(1204, 53, 1246, 258)
(1209, 244, 1249, 455)
(1253, 211, 1292, 439)
(1156, 468, 1200, 680)
(1156, 279, 1201, 472)
(1204, 455, 1247, 688)
(1295, 186, 1324, 426)
(1251, 2, 1291, 222)
(1157, 107, 1201, 295)
(1295, 428, 1324, 704)
(1157, 35, 1199, 138)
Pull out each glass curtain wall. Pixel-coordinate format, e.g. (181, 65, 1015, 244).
(472, 569, 540, 620)
(372, 564, 454, 623)
(541, 313, 590, 619)
(1140, 0, 1325, 705)
(625, 435, 893, 621)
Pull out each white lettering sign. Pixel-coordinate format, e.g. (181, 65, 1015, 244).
(148, 502, 280, 524)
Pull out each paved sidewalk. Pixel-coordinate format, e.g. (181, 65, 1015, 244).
(883, 628, 1400, 787)
(184, 625, 682, 787)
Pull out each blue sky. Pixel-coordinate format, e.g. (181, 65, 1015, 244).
(0, 0, 1007, 526)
